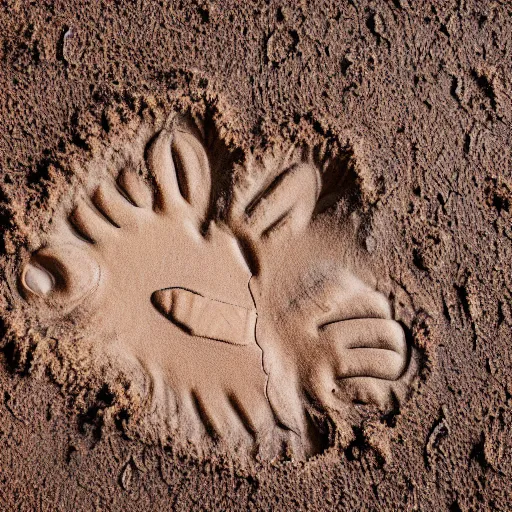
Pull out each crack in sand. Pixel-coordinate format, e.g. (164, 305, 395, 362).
(248, 275, 302, 438)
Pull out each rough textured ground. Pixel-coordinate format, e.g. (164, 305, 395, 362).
(1, 0, 511, 510)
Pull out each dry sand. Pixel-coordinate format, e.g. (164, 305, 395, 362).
(0, 1, 511, 510)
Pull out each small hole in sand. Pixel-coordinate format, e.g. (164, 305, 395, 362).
(23, 262, 55, 296)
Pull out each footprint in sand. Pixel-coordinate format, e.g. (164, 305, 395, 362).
(19, 114, 418, 459)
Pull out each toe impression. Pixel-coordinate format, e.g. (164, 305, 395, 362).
(20, 243, 101, 308)
(152, 288, 257, 346)
(321, 318, 408, 380)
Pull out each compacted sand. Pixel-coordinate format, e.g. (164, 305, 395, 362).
(0, 1, 511, 510)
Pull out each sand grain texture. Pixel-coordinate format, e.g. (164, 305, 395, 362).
(0, 1, 511, 510)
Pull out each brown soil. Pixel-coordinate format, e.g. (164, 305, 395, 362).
(0, 1, 511, 510)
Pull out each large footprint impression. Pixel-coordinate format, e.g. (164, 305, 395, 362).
(18, 114, 418, 460)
